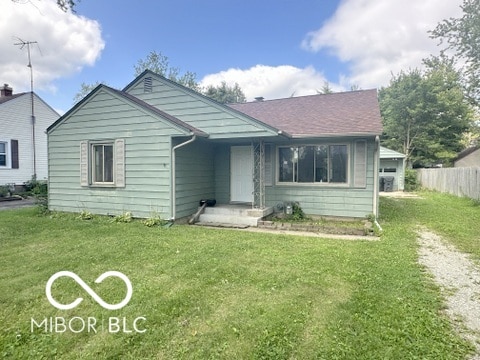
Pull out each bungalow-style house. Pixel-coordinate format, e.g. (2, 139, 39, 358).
(0, 84, 59, 188)
(379, 146, 406, 191)
(47, 71, 383, 225)
(454, 146, 480, 167)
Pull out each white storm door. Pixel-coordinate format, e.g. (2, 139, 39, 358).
(231, 146, 253, 203)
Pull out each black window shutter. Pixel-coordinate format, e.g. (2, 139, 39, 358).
(11, 140, 19, 169)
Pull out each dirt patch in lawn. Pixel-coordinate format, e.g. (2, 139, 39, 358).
(417, 228, 480, 359)
(380, 191, 422, 199)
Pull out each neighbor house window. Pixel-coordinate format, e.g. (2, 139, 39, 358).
(92, 143, 114, 184)
(0, 142, 6, 167)
(278, 145, 348, 184)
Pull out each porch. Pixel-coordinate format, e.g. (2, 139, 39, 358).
(174, 139, 270, 222)
(195, 204, 274, 228)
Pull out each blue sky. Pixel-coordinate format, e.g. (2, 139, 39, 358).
(1, 0, 463, 114)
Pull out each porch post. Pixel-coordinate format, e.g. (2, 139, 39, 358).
(252, 140, 265, 209)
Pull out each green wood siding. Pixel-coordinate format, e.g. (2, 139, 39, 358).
(126, 75, 277, 139)
(48, 89, 184, 219)
(212, 139, 377, 218)
(214, 144, 231, 203)
(265, 139, 376, 217)
(174, 139, 215, 219)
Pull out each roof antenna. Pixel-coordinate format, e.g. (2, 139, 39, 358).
(14, 38, 38, 94)
(14, 37, 39, 177)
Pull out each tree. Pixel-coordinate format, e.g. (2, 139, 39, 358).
(73, 81, 103, 104)
(55, 0, 75, 11)
(379, 59, 474, 167)
(317, 81, 333, 94)
(430, 0, 480, 105)
(134, 51, 200, 91)
(74, 51, 248, 107)
(203, 81, 246, 104)
(12, 0, 76, 12)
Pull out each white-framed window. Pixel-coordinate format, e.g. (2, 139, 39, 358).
(92, 143, 114, 184)
(0, 141, 7, 167)
(277, 144, 349, 184)
(80, 139, 125, 187)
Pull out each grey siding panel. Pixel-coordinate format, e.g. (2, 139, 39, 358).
(174, 140, 215, 219)
(48, 89, 182, 219)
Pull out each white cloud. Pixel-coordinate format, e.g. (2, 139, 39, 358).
(200, 64, 338, 101)
(301, 0, 464, 89)
(0, 0, 104, 93)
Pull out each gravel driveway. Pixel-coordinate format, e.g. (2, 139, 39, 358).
(418, 229, 480, 359)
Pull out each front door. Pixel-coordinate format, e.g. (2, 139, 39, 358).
(231, 146, 253, 203)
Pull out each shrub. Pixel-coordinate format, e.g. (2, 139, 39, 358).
(24, 176, 47, 195)
(24, 176, 49, 214)
(0, 185, 9, 198)
(404, 168, 420, 191)
(273, 202, 308, 222)
(291, 202, 306, 221)
(112, 211, 133, 223)
(141, 212, 165, 227)
(78, 210, 94, 220)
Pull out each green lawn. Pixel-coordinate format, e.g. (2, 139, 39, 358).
(0, 192, 478, 359)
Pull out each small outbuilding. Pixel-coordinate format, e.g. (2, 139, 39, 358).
(379, 146, 406, 191)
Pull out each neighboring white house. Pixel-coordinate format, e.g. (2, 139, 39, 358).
(0, 84, 59, 187)
(379, 146, 406, 191)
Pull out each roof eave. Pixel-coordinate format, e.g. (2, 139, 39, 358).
(290, 132, 382, 139)
(47, 84, 104, 133)
(127, 71, 281, 137)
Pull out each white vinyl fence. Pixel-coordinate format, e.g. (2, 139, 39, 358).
(417, 167, 480, 200)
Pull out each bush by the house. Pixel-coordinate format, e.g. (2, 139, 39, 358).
(404, 169, 420, 191)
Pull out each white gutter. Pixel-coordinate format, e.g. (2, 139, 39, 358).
(170, 134, 197, 220)
(373, 136, 382, 231)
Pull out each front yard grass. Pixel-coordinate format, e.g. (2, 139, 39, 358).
(0, 191, 477, 359)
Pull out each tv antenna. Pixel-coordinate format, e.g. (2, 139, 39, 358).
(14, 37, 39, 177)
(14, 38, 38, 93)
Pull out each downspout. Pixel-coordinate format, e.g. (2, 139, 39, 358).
(31, 92, 37, 178)
(373, 136, 382, 231)
(170, 134, 197, 220)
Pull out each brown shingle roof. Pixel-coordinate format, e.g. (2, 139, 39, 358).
(229, 89, 383, 137)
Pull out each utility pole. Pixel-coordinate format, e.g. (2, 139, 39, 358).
(14, 38, 38, 178)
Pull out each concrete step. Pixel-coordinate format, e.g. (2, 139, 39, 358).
(195, 222, 250, 229)
(203, 206, 249, 216)
(198, 213, 260, 227)
(203, 206, 274, 217)
(195, 205, 274, 228)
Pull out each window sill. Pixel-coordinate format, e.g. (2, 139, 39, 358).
(275, 182, 350, 187)
(85, 183, 118, 189)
